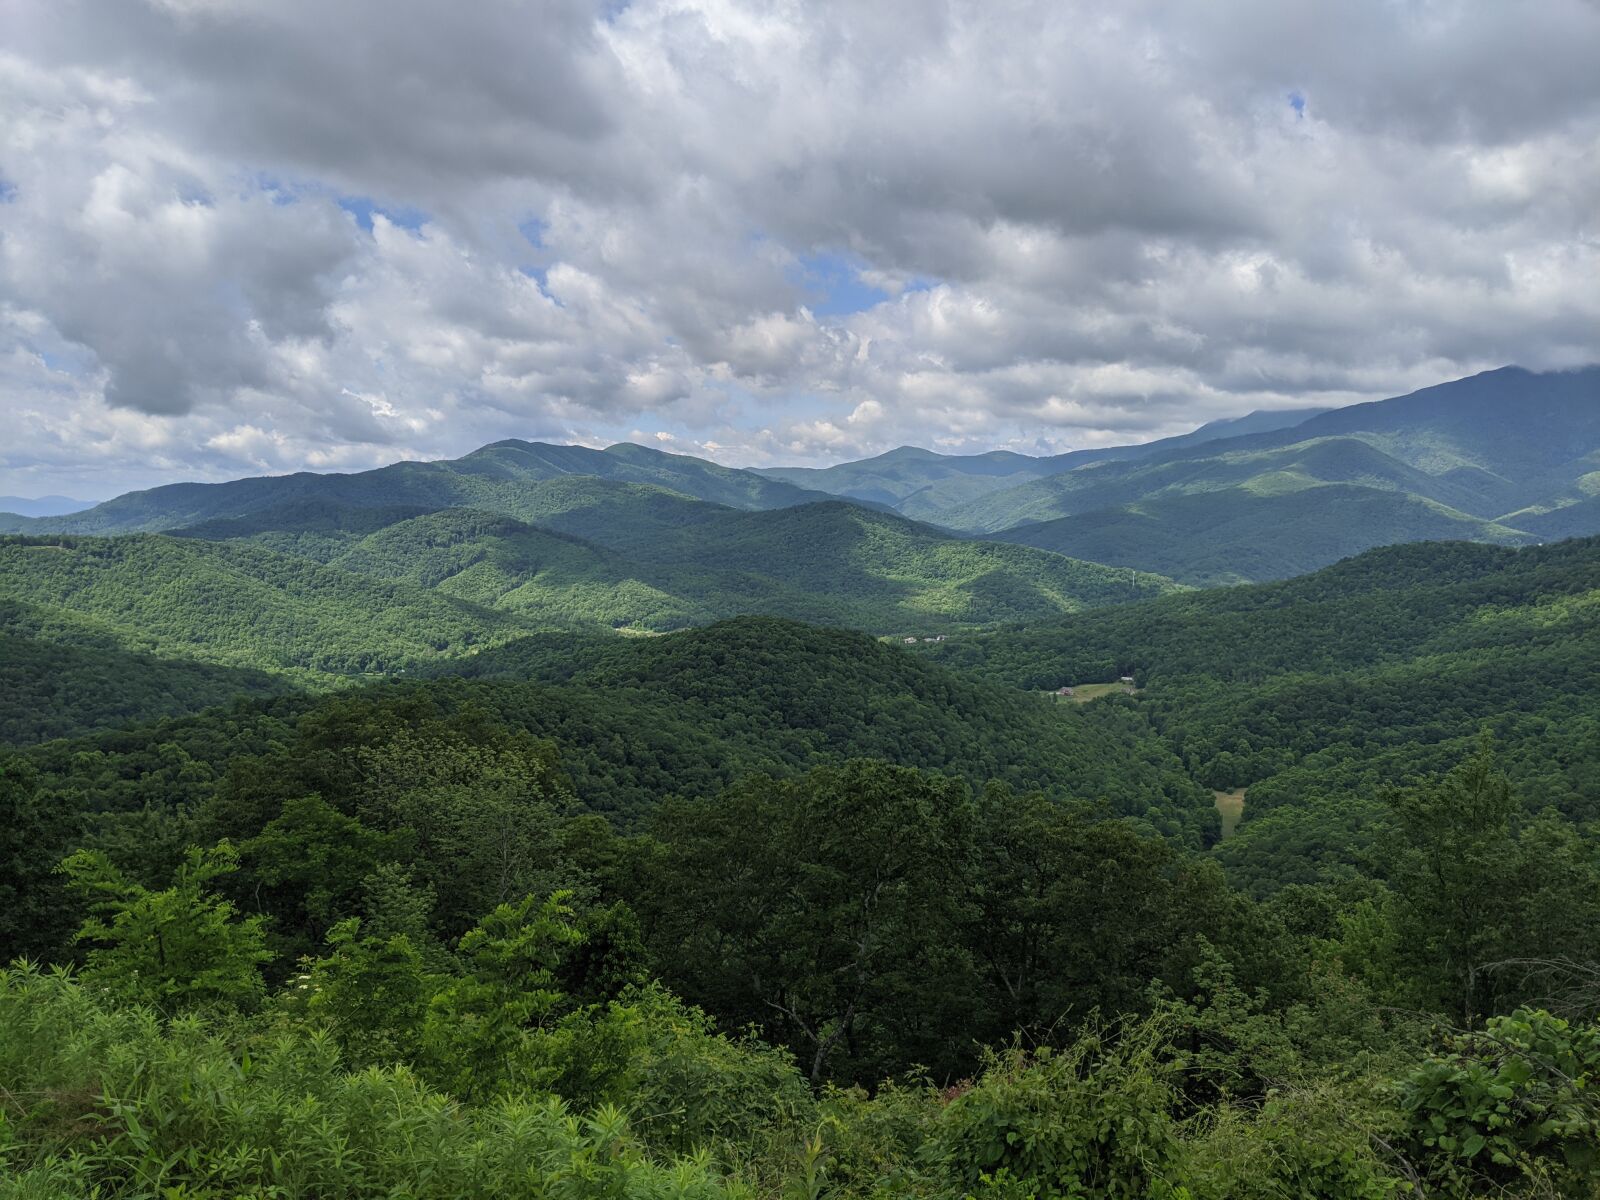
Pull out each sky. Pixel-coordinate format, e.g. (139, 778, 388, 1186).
(2, 1, 1598, 499)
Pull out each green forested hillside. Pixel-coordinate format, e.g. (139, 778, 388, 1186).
(6, 625, 1600, 1197)
(0, 599, 290, 745)
(16, 616, 1214, 836)
(0, 501, 1176, 742)
(0, 534, 530, 681)
(169, 500, 439, 560)
(990, 481, 1529, 585)
(757, 445, 1066, 516)
(180, 499, 1178, 632)
(922, 535, 1600, 892)
(942, 435, 1506, 534)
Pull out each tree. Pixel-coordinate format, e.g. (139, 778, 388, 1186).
(60, 841, 272, 1010)
(240, 794, 398, 949)
(359, 860, 453, 971)
(0, 757, 78, 961)
(971, 785, 1290, 1049)
(421, 890, 584, 1097)
(643, 760, 977, 1083)
(353, 727, 579, 935)
(1384, 737, 1524, 1023)
(298, 918, 435, 1065)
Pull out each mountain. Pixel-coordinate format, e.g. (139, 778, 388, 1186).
(0, 597, 290, 745)
(0, 493, 1177, 742)
(988, 481, 1528, 586)
(0, 440, 833, 535)
(0, 495, 97, 519)
(18, 616, 1215, 836)
(932, 366, 1599, 582)
(755, 446, 1065, 518)
(753, 406, 1329, 520)
(175, 498, 1179, 634)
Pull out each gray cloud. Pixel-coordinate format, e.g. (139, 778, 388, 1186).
(1, 0, 1598, 494)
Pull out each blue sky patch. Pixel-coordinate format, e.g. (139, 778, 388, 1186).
(339, 195, 429, 233)
(793, 252, 891, 317)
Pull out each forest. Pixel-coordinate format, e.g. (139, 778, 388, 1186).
(2, 530, 1600, 1196)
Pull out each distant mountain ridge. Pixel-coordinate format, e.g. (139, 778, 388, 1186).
(0, 495, 97, 518)
(940, 366, 1600, 583)
(6, 364, 1598, 590)
(0, 490, 1178, 742)
(754, 407, 1328, 520)
(0, 440, 836, 535)
(166, 496, 1177, 633)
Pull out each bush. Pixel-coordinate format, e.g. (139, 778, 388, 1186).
(1397, 1008, 1600, 1196)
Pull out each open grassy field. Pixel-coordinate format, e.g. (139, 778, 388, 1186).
(1213, 788, 1246, 838)
(1038, 681, 1139, 704)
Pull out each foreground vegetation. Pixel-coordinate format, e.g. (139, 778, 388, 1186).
(4, 740, 1600, 1197)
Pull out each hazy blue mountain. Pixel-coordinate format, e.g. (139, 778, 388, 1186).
(0, 495, 97, 518)
(989, 482, 1531, 586)
(754, 406, 1330, 519)
(0, 440, 834, 535)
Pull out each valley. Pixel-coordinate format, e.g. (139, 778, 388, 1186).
(5, 365, 1600, 1198)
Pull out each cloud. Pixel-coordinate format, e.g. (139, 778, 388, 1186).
(1, 0, 1598, 493)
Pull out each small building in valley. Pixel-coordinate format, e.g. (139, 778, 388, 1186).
(1055, 686, 1074, 697)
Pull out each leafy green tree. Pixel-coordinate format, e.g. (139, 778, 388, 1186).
(559, 900, 651, 1007)
(1383, 738, 1600, 1022)
(0, 757, 78, 961)
(297, 917, 435, 1065)
(240, 793, 399, 948)
(971, 785, 1292, 1048)
(59, 841, 272, 1010)
(645, 760, 977, 1083)
(353, 727, 579, 934)
(421, 890, 584, 1097)
(359, 859, 453, 971)
(933, 1019, 1181, 1200)
(1385, 738, 1521, 1023)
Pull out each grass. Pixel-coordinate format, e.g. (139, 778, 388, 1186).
(1039, 682, 1139, 704)
(1213, 789, 1246, 838)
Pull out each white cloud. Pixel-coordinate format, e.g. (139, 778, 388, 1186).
(1, 0, 1598, 494)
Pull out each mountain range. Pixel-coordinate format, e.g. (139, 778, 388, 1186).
(753, 406, 1329, 519)
(775, 365, 1600, 583)
(3, 364, 1598, 624)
